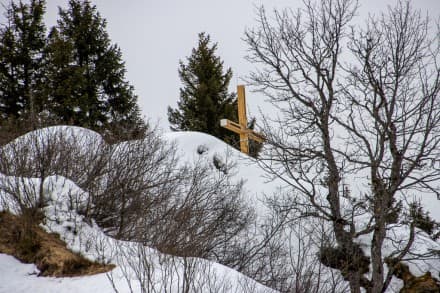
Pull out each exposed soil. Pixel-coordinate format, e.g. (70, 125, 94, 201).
(387, 259, 440, 293)
(0, 211, 114, 277)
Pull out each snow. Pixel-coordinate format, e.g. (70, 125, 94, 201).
(163, 131, 278, 214)
(0, 126, 439, 292)
(0, 254, 116, 293)
(0, 172, 274, 293)
(0, 127, 276, 293)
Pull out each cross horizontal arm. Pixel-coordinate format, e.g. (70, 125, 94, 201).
(220, 119, 265, 143)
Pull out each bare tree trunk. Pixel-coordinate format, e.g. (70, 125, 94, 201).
(371, 225, 385, 292)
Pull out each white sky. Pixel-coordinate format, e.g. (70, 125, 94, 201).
(2, 0, 440, 130)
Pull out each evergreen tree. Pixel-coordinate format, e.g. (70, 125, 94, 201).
(0, 0, 46, 123)
(168, 33, 239, 147)
(44, 0, 146, 140)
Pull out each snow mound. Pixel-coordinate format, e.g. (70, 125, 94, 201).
(164, 131, 279, 210)
(0, 174, 274, 293)
(5, 125, 104, 149)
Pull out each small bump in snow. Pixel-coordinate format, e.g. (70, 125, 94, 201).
(197, 144, 209, 155)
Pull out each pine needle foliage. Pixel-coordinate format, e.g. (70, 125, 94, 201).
(168, 32, 239, 148)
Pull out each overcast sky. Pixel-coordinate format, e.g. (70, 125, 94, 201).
(2, 0, 440, 131)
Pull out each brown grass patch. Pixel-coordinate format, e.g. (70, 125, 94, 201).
(0, 211, 115, 277)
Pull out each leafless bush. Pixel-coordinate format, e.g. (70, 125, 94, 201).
(139, 155, 254, 259)
(0, 128, 74, 232)
(0, 127, 103, 248)
(0, 126, 105, 180)
(85, 129, 180, 238)
(0, 126, 254, 270)
(81, 136, 254, 264)
(105, 241, 272, 293)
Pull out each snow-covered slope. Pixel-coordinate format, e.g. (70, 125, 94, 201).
(0, 175, 273, 293)
(0, 127, 276, 293)
(163, 131, 278, 214)
(0, 126, 439, 292)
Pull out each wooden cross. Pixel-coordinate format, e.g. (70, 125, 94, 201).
(220, 85, 264, 154)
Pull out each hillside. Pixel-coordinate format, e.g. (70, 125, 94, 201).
(0, 126, 439, 292)
(0, 126, 276, 293)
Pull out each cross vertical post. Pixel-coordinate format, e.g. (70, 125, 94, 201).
(237, 85, 249, 153)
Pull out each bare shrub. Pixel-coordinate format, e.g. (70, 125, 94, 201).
(80, 134, 254, 264)
(0, 126, 105, 181)
(105, 242, 272, 293)
(0, 126, 254, 270)
(140, 155, 254, 260)
(85, 129, 180, 238)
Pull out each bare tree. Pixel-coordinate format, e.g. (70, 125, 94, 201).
(245, 0, 440, 292)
